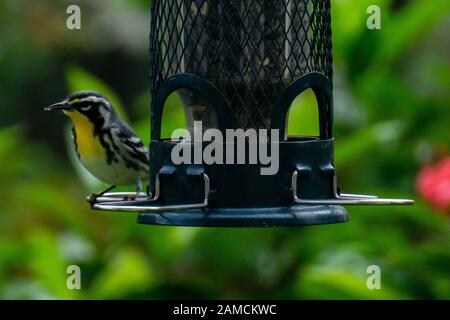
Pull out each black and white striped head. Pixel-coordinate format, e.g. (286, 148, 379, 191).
(45, 91, 117, 125)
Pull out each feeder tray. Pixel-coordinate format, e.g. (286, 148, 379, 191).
(92, 0, 413, 227)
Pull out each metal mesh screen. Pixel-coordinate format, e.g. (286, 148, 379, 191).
(149, 0, 332, 129)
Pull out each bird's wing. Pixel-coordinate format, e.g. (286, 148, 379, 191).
(110, 122, 149, 170)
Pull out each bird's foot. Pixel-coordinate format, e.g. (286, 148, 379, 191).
(86, 186, 116, 208)
(122, 194, 136, 201)
(87, 193, 101, 207)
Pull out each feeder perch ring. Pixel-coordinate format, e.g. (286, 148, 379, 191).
(291, 171, 414, 206)
(92, 173, 210, 212)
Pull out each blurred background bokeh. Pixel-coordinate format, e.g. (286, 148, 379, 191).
(0, 0, 449, 299)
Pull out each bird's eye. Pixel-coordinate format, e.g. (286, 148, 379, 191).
(80, 105, 92, 112)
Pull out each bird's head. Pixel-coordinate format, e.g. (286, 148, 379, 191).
(45, 91, 117, 124)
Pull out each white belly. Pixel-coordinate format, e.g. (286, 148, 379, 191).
(80, 155, 147, 186)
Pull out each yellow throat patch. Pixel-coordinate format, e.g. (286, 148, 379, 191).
(65, 111, 105, 158)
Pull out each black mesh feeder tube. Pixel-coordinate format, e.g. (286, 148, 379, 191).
(93, 0, 413, 227)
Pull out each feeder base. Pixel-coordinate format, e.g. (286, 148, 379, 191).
(137, 205, 348, 227)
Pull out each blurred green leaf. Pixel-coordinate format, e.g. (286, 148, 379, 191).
(26, 230, 79, 299)
(335, 120, 405, 166)
(372, 0, 450, 68)
(65, 65, 127, 120)
(161, 92, 187, 139)
(90, 248, 155, 299)
(288, 88, 320, 137)
(296, 267, 406, 300)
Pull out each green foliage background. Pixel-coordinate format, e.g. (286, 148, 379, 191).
(0, 0, 448, 299)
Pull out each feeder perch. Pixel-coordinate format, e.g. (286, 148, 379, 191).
(92, 0, 413, 227)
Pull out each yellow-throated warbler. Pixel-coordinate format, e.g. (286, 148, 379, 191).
(46, 91, 149, 205)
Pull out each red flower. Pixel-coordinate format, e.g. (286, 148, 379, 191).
(416, 157, 450, 214)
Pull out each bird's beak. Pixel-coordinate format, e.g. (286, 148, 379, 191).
(45, 101, 71, 111)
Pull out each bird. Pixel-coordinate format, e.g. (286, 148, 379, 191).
(45, 91, 149, 206)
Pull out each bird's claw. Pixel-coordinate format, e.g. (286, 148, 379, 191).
(87, 186, 140, 207)
(87, 193, 101, 207)
(122, 195, 137, 201)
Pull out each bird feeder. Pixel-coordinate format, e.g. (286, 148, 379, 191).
(92, 0, 413, 226)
